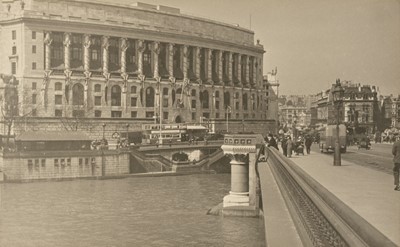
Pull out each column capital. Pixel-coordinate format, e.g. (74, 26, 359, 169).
(63, 33, 71, 47)
(44, 32, 52, 46)
(83, 34, 91, 49)
(137, 40, 145, 53)
(120, 38, 129, 52)
(152, 41, 160, 54)
(102, 36, 110, 50)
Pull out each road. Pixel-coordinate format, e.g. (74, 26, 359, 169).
(312, 143, 394, 174)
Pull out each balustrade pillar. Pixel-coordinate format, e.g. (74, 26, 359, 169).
(44, 32, 52, 71)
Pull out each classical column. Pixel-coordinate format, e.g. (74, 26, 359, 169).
(102, 36, 110, 75)
(183, 45, 189, 81)
(245, 55, 250, 85)
(83, 34, 91, 73)
(152, 41, 160, 79)
(252, 57, 257, 86)
(63, 33, 71, 71)
(228, 52, 233, 84)
(120, 38, 129, 75)
(237, 55, 242, 87)
(195, 47, 201, 81)
(44, 32, 52, 71)
(167, 43, 175, 82)
(137, 40, 145, 79)
(207, 49, 213, 83)
(218, 50, 223, 83)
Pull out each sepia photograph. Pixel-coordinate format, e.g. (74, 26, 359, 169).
(0, 0, 399, 246)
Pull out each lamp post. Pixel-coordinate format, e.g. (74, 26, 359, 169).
(102, 123, 106, 140)
(332, 79, 344, 166)
(125, 123, 129, 147)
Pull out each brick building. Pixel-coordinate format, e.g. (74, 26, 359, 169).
(0, 0, 276, 142)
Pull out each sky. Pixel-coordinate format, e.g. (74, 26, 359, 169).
(85, 0, 400, 96)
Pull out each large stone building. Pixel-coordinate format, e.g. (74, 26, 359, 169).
(311, 81, 380, 134)
(0, 0, 275, 142)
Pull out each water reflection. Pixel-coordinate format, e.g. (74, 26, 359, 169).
(0, 175, 265, 247)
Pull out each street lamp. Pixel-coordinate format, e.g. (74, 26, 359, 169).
(226, 105, 231, 133)
(332, 79, 344, 166)
(125, 123, 130, 147)
(102, 123, 106, 140)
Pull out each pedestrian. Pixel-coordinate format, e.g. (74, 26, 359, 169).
(392, 136, 400, 191)
(305, 135, 312, 155)
(287, 136, 294, 158)
(267, 133, 279, 150)
(281, 136, 288, 157)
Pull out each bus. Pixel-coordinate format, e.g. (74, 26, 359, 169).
(142, 123, 208, 144)
(319, 124, 347, 153)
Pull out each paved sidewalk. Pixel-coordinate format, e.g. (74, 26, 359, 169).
(284, 150, 400, 246)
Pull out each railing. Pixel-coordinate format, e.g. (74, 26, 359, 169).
(262, 147, 397, 247)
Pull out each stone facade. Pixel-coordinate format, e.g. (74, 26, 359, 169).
(0, 0, 274, 139)
(0, 149, 130, 181)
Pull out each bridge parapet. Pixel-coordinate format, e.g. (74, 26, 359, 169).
(220, 133, 264, 217)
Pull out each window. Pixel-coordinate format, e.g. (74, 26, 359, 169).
(28, 160, 33, 174)
(32, 94, 37, 104)
(130, 97, 137, 107)
(12, 30, 16, 40)
(111, 111, 122, 118)
(145, 111, 154, 118)
(41, 159, 46, 168)
(55, 95, 62, 105)
(67, 158, 71, 167)
(54, 159, 59, 167)
(191, 89, 196, 97)
(163, 112, 168, 120)
(111, 85, 121, 106)
(94, 84, 101, 92)
(32, 45, 36, 54)
(32, 31, 36, 40)
(131, 111, 137, 118)
(55, 109, 62, 117)
(94, 110, 101, 117)
(32, 82, 37, 90)
(131, 86, 137, 94)
(216, 113, 220, 119)
(192, 112, 196, 121)
(32, 62, 36, 70)
(55, 82, 62, 91)
(215, 101, 220, 109)
(11, 62, 16, 74)
(12, 46, 16, 55)
(94, 96, 102, 106)
(72, 83, 84, 105)
(192, 100, 196, 109)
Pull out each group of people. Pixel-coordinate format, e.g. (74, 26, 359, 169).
(265, 133, 313, 158)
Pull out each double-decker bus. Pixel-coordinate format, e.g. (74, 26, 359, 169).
(142, 123, 208, 144)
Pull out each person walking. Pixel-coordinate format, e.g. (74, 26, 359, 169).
(305, 135, 313, 155)
(287, 136, 294, 158)
(281, 136, 288, 157)
(392, 136, 400, 191)
(267, 133, 279, 150)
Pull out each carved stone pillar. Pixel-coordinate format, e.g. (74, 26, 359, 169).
(44, 32, 52, 71)
(63, 33, 71, 71)
(237, 55, 242, 87)
(218, 50, 223, 83)
(168, 43, 175, 82)
(228, 52, 233, 84)
(102, 36, 110, 75)
(83, 34, 91, 73)
(207, 49, 213, 83)
(195, 47, 201, 81)
(120, 38, 129, 75)
(245, 55, 250, 85)
(221, 134, 263, 217)
(183, 45, 189, 80)
(152, 42, 160, 79)
(137, 40, 145, 80)
(252, 57, 257, 86)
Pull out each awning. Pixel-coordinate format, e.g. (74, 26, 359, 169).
(15, 131, 91, 142)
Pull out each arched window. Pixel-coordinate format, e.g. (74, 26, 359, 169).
(72, 83, 84, 105)
(111, 85, 121, 106)
(163, 88, 169, 96)
(145, 87, 155, 107)
(215, 91, 220, 98)
(201, 90, 209, 109)
(55, 82, 62, 91)
(94, 84, 101, 92)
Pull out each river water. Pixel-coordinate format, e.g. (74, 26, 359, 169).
(0, 174, 265, 247)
